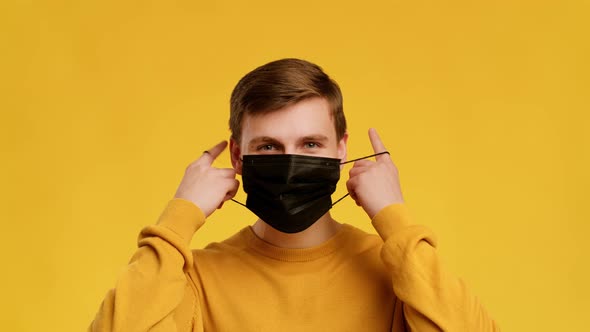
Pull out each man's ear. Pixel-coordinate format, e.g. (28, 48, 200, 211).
(338, 132, 348, 168)
(229, 138, 243, 175)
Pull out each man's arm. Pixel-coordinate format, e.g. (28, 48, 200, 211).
(89, 141, 239, 332)
(89, 199, 205, 332)
(372, 203, 500, 331)
(347, 128, 499, 331)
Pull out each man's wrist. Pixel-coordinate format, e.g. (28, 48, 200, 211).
(371, 203, 411, 241)
(156, 198, 207, 244)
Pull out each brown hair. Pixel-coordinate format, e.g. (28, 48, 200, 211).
(229, 58, 346, 142)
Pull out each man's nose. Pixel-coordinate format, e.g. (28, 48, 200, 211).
(283, 146, 297, 155)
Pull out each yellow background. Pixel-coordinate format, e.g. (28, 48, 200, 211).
(1, 0, 588, 331)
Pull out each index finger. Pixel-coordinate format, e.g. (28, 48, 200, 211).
(201, 141, 228, 165)
(368, 128, 390, 161)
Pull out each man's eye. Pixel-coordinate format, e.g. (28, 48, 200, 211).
(258, 144, 275, 151)
(305, 142, 319, 148)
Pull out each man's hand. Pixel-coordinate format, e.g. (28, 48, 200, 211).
(346, 128, 404, 219)
(174, 141, 239, 217)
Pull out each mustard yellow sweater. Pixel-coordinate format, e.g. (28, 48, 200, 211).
(89, 198, 499, 331)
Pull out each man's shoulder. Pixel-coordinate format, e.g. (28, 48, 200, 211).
(340, 223, 384, 253)
(191, 227, 251, 257)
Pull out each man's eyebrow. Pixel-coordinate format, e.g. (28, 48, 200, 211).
(247, 136, 282, 147)
(298, 135, 329, 142)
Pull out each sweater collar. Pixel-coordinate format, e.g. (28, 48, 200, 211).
(241, 224, 353, 262)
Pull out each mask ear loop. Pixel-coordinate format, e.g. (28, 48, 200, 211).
(339, 151, 390, 165)
(331, 151, 390, 207)
(231, 198, 247, 207)
(331, 193, 350, 206)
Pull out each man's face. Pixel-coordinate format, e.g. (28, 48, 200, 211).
(230, 97, 348, 174)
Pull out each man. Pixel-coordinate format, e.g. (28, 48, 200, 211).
(89, 58, 499, 331)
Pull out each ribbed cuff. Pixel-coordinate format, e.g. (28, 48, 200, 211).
(156, 198, 206, 245)
(371, 203, 412, 241)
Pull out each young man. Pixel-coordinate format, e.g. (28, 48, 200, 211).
(89, 59, 499, 331)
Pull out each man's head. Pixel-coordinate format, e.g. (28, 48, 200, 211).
(229, 58, 348, 173)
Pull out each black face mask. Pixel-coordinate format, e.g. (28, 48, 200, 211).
(231, 152, 389, 234)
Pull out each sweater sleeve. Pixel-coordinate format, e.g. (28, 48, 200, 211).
(88, 198, 206, 332)
(371, 204, 500, 332)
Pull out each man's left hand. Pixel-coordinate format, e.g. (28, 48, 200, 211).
(346, 128, 404, 219)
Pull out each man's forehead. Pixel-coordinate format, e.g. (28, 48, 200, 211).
(239, 97, 337, 143)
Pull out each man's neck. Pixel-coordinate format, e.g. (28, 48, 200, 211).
(251, 213, 342, 249)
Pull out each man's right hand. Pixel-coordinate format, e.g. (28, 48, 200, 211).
(174, 141, 239, 217)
